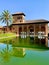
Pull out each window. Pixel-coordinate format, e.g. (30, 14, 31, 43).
(20, 20, 21, 22)
(17, 17, 22, 19)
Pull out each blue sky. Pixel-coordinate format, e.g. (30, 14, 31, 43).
(0, 0, 49, 26)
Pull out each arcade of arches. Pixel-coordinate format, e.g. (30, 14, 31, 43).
(11, 23, 48, 36)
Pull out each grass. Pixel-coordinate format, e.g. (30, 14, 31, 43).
(0, 33, 16, 37)
(0, 33, 16, 43)
(0, 33, 16, 40)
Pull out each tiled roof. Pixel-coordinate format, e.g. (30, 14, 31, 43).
(12, 19, 49, 25)
(26, 19, 49, 23)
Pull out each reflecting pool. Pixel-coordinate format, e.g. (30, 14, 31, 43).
(0, 37, 49, 65)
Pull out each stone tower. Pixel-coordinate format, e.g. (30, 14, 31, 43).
(12, 12, 25, 23)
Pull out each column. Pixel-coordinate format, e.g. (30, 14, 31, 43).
(27, 25, 29, 36)
(45, 37, 48, 47)
(17, 26, 19, 36)
(39, 24, 41, 32)
(45, 24, 48, 37)
(34, 24, 35, 37)
(22, 25, 24, 32)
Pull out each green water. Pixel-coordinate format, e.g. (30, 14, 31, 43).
(0, 37, 49, 65)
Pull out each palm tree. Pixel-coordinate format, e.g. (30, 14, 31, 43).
(0, 10, 12, 32)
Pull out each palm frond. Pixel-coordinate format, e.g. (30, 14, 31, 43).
(0, 10, 12, 26)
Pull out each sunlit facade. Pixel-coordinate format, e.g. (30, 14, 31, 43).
(9, 12, 49, 37)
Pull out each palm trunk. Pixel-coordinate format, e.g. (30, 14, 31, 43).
(7, 21, 9, 32)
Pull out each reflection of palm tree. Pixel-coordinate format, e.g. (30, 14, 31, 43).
(0, 43, 11, 62)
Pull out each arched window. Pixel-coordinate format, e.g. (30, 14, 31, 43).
(19, 27, 22, 34)
(29, 25, 34, 32)
(24, 26, 27, 32)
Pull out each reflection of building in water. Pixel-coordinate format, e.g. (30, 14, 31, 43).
(45, 38, 48, 47)
(11, 37, 49, 47)
(38, 37, 48, 47)
(40, 38, 48, 47)
(30, 37, 48, 47)
(12, 47, 26, 57)
(48, 39, 49, 47)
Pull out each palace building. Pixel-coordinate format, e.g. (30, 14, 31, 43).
(3, 12, 49, 37)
